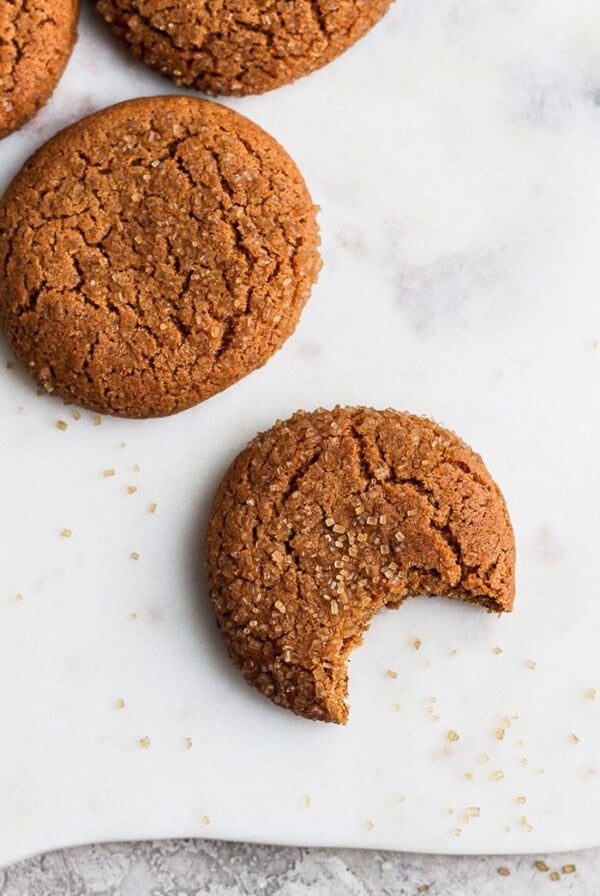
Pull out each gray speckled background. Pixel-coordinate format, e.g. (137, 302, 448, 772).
(1, 842, 598, 894)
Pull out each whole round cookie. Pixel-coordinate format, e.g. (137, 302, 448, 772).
(206, 407, 516, 724)
(0, 0, 79, 139)
(0, 96, 321, 417)
(96, 0, 394, 95)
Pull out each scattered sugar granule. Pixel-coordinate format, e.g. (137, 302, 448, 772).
(493, 646, 503, 655)
(446, 730, 459, 742)
(569, 733, 580, 745)
(525, 659, 536, 670)
(56, 420, 67, 431)
(92, 414, 101, 426)
(364, 820, 374, 831)
(130, 552, 140, 560)
(412, 637, 422, 650)
(385, 669, 397, 679)
(138, 736, 151, 749)
(202, 814, 211, 826)
(303, 796, 311, 808)
(491, 770, 505, 781)
(586, 688, 596, 700)
(497, 868, 510, 876)
(102, 468, 115, 478)
(184, 737, 193, 749)
(71, 409, 81, 420)
(126, 485, 137, 494)
(116, 698, 126, 709)
(60, 529, 72, 538)
(535, 861, 549, 872)
(563, 864, 576, 874)
(494, 728, 505, 740)
(148, 503, 157, 514)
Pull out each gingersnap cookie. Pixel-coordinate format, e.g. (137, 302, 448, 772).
(206, 407, 516, 724)
(0, 0, 79, 140)
(96, 0, 394, 96)
(0, 96, 321, 417)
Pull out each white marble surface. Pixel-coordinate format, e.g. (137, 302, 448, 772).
(2, 841, 599, 895)
(1, 0, 600, 866)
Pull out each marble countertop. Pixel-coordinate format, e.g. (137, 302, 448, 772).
(2, 841, 598, 895)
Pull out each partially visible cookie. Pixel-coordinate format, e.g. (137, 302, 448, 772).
(0, 95, 321, 417)
(96, 0, 393, 96)
(206, 407, 516, 724)
(0, 0, 79, 140)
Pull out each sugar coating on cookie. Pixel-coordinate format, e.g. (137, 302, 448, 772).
(96, 0, 394, 96)
(0, 96, 321, 417)
(0, 0, 79, 140)
(206, 407, 516, 724)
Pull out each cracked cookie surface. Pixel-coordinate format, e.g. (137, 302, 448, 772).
(96, 0, 394, 95)
(206, 407, 515, 724)
(0, 0, 78, 139)
(0, 95, 321, 417)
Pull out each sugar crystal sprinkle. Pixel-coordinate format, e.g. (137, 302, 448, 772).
(525, 659, 536, 670)
(364, 820, 374, 831)
(126, 485, 137, 495)
(130, 552, 140, 560)
(385, 669, 398, 679)
(14, 593, 23, 602)
(586, 688, 596, 699)
(148, 503, 158, 514)
(491, 770, 504, 781)
(56, 420, 67, 431)
(103, 468, 115, 478)
(446, 730, 459, 742)
(138, 736, 151, 749)
(116, 698, 126, 709)
(60, 528, 72, 538)
(569, 733, 580, 744)
(184, 737, 193, 749)
(412, 637, 422, 651)
(493, 646, 503, 655)
(202, 815, 210, 826)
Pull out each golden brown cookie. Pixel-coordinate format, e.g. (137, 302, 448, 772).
(206, 407, 516, 724)
(0, 0, 79, 140)
(96, 0, 394, 96)
(0, 95, 321, 417)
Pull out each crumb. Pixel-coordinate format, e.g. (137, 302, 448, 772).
(446, 730, 459, 742)
(479, 754, 490, 763)
(525, 659, 536, 670)
(412, 637, 422, 650)
(202, 814, 210, 825)
(92, 414, 101, 426)
(184, 737, 193, 749)
(497, 867, 510, 876)
(493, 646, 503, 655)
(71, 409, 81, 420)
(569, 733, 580, 744)
(14, 593, 24, 602)
(148, 502, 157, 514)
(535, 861, 549, 872)
(398, 795, 405, 802)
(495, 728, 505, 740)
(364, 820, 374, 831)
(132, 464, 140, 472)
(56, 420, 67, 431)
(491, 770, 504, 781)
(467, 807, 480, 816)
(385, 669, 397, 679)
(562, 864, 576, 874)
(463, 772, 474, 780)
(452, 828, 461, 837)
(130, 612, 138, 620)
(516, 796, 526, 804)
(102, 469, 115, 478)
(586, 688, 596, 700)
(130, 552, 140, 560)
(449, 649, 457, 657)
(550, 871, 560, 881)
(303, 795, 311, 807)
(126, 485, 137, 494)
(392, 703, 400, 712)
(60, 528, 72, 538)
(116, 698, 126, 709)
(138, 736, 151, 748)
(445, 808, 454, 815)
